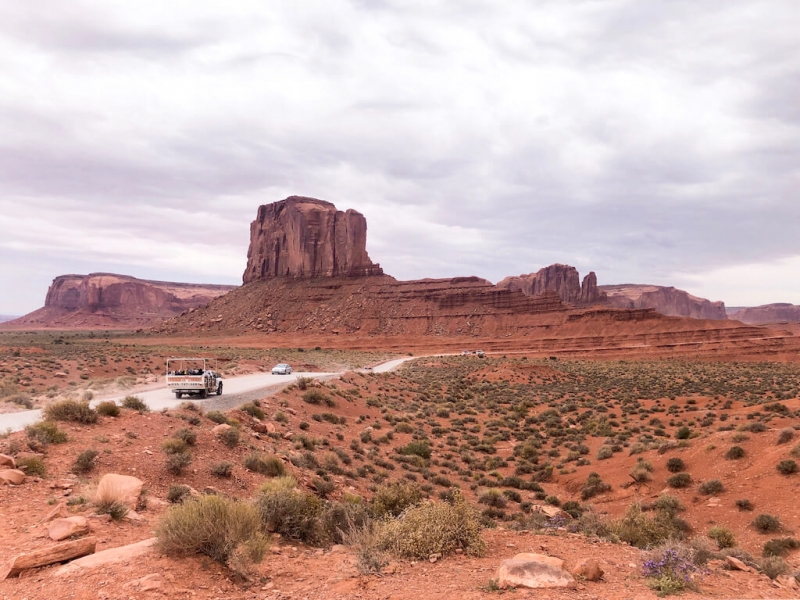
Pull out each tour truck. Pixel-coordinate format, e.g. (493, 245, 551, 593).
(166, 357, 223, 399)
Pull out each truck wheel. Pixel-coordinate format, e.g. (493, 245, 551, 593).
(175, 392, 182, 399)
(217, 382, 223, 395)
(199, 389, 207, 399)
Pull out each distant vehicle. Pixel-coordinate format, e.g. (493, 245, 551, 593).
(461, 350, 486, 358)
(475, 350, 485, 358)
(166, 357, 223, 399)
(272, 363, 293, 375)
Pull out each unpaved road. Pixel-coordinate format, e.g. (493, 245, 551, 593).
(0, 355, 423, 433)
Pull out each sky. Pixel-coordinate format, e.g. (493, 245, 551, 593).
(1, 0, 799, 315)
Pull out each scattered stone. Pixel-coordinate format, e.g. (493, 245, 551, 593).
(0, 454, 16, 468)
(54, 372, 67, 378)
(726, 556, 751, 572)
(572, 558, 604, 581)
(777, 575, 799, 590)
(283, 431, 294, 440)
(266, 422, 276, 434)
(44, 502, 69, 522)
(496, 553, 576, 589)
(212, 424, 232, 436)
(0, 469, 26, 485)
(1, 537, 97, 579)
(55, 538, 156, 576)
(95, 474, 144, 510)
(48, 517, 90, 541)
(124, 573, 165, 591)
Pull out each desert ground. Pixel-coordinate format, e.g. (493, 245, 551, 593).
(3, 330, 800, 598)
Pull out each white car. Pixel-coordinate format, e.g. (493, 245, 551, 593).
(272, 363, 292, 375)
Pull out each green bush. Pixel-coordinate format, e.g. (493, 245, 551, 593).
(156, 494, 268, 573)
(25, 421, 67, 445)
(776, 459, 798, 475)
(240, 403, 265, 420)
(43, 399, 98, 424)
(708, 526, 736, 549)
(581, 472, 611, 500)
(760, 555, 790, 580)
(320, 499, 371, 545)
(666, 457, 685, 472)
(95, 499, 129, 520)
(752, 514, 781, 533)
(667, 472, 692, 488)
(725, 446, 745, 460)
(211, 461, 233, 478)
(777, 428, 794, 445)
(72, 449, 99, 474)
(206, 411, 228, 424)
(675, 426, 691, 440)
(478, 489, 507, 508)
(377, 491, 485, 559)
(121, 396, 149, 413)
(243, 453, 285, 476)
(255, 482, 322, 543)
(762, 537, 800, 557)
(174, 428, 197, 446)
(698, 479, 724, 495)
(166, 451, 192, 475)
(162, 438, 189, 455)
(613, 503, 688, 548)
(597, 445, 613, 460)
(167, 484, 192, 504)
(220, 427, 240, 448)
(736, 499, 754, 511)
(398, 440, 431, 460)
(17, 455, 46, 477)
(302, 389, 334, 406)
(369, 481, 424, 518)
(96, 401, 120, 417)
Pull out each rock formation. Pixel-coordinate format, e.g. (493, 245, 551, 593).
(242, 196, 383, 283)
(496, 264, 606, 306)
(3, 274, 236, 329)
(728, 303, 800, 324)
(600, 284, 727, 320)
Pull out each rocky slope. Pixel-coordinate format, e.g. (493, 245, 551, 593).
(497, 264, 605, 306)
(3, 274, 236, 329)
(728, 303, 800, 324)
(242, 196, 383, 283)
(600, 284, 727, 320)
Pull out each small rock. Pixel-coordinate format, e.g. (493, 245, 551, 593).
(212, 423, 232, 436)
(330, 544, 347, 553)
(726, 556, 751, 572)
(49, 516, 90, 541)
(777, 574, 799, 590)
(496, 553, 576, 589)
(572, 558, 604, 581)
(0, 454, 16, 468)
(45, 502, 69, 522)
(0, 469, 26, 485)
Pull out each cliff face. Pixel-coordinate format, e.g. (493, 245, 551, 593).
(728, 303, 800, 324)
(600, 284, 727, 320)
(242, 196, 383, 284)
(5, 274, 236, 329)
(496, 264, 606, 306)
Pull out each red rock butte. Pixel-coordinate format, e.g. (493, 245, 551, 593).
(242, 196, 383, 283)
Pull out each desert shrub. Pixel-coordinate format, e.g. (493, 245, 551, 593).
(377, 491, 485, 559)
(478, 489, 507, 508)
(651, 494, 685, 518)
(725, 446, 745, 460)
(760, 555, 790, 579)
(5, 393, 33, 409)
(581, 472, 611, 500)
(394, 422, 414, 434)
(667, 472, 692, 488)
(614, 503, 688, 548)
(255, 482, 322, 543)
(72, 449, 99, 474)
(25, 421, 67, 445)
(698, 479, 724, 495)
(398, 440, 431, 459)
(167, 484, 192, 504)
(156, 494, 268, 574)
(167, 451, 193, 475)
(743, 422, 767, 433)
(762, 537, 800, 557)
(321, 499, 371, 545)
(296, 377, 313, 391)
(675, 426, 692, 440)
(642, 543, 700, 595)
(121, 396, 149, 413)
(162, 438, 189, 455)
(708, 526, 736, 549)
(597, 445, 613, 460)
(736, 499, 754, 511)
(369, 481, 424, 518)
(302, 389, 332, 406)
(561, 501, 584, 519)
(206, 411, 228, 424)
(343, 521, 388, 574)
(244, 453, 285, 476)
(179, 401, 202, 413)
(211, 461, 233, 478)
(630, 465, 652, 483)
(666, 457, 685, 472)
(752, 514, 781, 533)
(174, 428, 197, 446)
(240, 403, 265, 420)
(220, 427, 240, 448)
(96, 401, 120, 417)
(776, 459, 798, 475)
(43, 399, 98, 424)
(777, 428, 795, 445)
(17, 455, 46, 477)
(274, 411, 288, 424)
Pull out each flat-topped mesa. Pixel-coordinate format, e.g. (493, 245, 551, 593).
(600, 284, 727, 320)
(242, 196, 383, 284)
(496, 264, 606, 306)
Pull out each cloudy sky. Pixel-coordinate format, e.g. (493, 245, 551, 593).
(1, 0, 798, 315)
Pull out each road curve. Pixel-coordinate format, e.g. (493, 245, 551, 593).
(0, 356, 423, 433)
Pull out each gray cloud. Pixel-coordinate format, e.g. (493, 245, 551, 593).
(0, 0, 799, 313)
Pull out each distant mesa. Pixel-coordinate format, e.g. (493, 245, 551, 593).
(727, 303, 800, 324)
(3, 273, 236, 329)
(599, 284, 727, 320)
(0, 315, 19, 324)
(243, 196, 383, 283)
(497, 264, 606, 306)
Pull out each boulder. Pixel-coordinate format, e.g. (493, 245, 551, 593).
(1, 537, 97, 579)
(242, 196, 383, 283)
(0, 454, 15, 468)
(0, 469, 26, 485)
(48, 517, 90, 541)
(94, 474, 144, 510)
(54, 538, 156, 576)
(496, 553, 576, 589)
(213, 423, 232, 436)
(44, 502, 69, 522)
(725, 556, 751, 572)
(572, 558, 604, 581)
